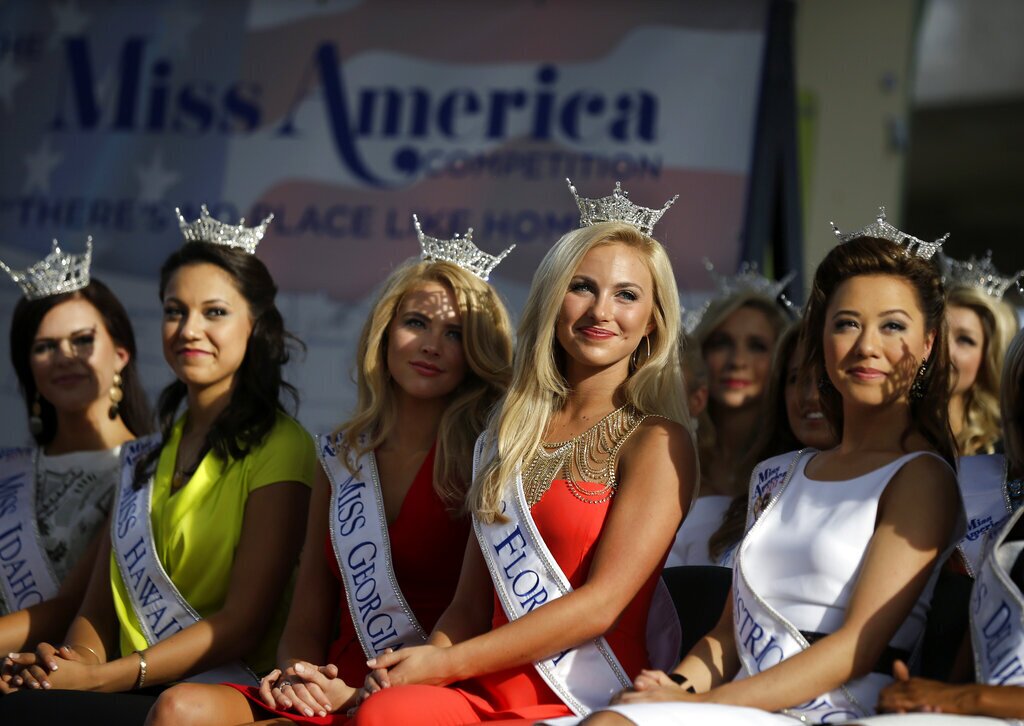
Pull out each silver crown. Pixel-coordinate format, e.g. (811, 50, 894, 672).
(940, 250, 1022, 300)
(413, 215, 514, 282)
(682, 301, 711, 335)
(703, 258, 795, 301)
(566, 178, 678, 236)
(175, 204, 274, 254)
(830, 206, 947, 261)
(0, 237, 93, 300)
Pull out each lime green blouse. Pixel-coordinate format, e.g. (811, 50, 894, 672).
(109, 411, 315, 673)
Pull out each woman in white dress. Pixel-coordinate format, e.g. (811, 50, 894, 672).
(583, 223, 963, 725)
(0, 241, 150, 653)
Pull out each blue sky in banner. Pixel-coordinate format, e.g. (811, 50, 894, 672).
(0, 0, 768, 442)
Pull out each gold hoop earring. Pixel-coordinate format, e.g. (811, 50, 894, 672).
(108, 371, 123, 420)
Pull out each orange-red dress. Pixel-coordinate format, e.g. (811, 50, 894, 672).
(228, 446, 469, 724)
(353, 479, 665, 725)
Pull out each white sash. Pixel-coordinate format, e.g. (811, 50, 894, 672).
(317, 432, 428, 659)
(958, 455, 1011, 578)
(111, 436, 257, 685)
(0, 447, 59, 614)
(734, 449, 871, 723)
(970, 504, 1024, 686)
(471, 435, 681, 717)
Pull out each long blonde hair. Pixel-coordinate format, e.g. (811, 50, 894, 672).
(947, 285, 1019, 455)
(693, 290, 790, 493)
(470, 222, 690, 522)
(338, 259, 513, 507)
(1001, 328, 1024, 480)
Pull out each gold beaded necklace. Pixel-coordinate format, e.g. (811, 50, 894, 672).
(522, 404, 647, 506)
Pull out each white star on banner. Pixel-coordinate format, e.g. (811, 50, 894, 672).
(0, 56, 26, 111)
(50, 0, 90, 47)
(135, 150, 180, 203)
(23, 137, 64, 194)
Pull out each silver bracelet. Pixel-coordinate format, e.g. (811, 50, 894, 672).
(134, 649, 148, 690)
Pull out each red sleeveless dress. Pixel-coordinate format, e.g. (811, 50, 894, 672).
(227, 446, 469, 724)
(352, 480, 665, 725)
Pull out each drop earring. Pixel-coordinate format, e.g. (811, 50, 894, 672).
(109, 371, 123, 420)
(29, 393, 43, 436)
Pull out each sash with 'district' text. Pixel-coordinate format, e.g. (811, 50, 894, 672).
(0, 448, 59, 615)
(318, 432, 428, 659)
(472, 435, 681, 718)
(734, 449, 872, 723)
(112, 436, 257, 685)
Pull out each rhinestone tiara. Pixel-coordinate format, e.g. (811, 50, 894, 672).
(703, 257, 795, 301)
(0, 237, 93, 300)
(940, 250, 1022, 300)
(830, 206, 947, 261)
(175, 204, 274, 254)
(413, 215, 514, 282)
(566, 178, 678, 236)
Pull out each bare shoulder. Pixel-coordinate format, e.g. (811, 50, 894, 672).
(881, 452, 960, 520)
(618, 416, 696, 486)
(621, 416, 693, 458)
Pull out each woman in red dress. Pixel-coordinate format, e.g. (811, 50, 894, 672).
(352, 189, 697, 724)
(147, 244, 514, 725)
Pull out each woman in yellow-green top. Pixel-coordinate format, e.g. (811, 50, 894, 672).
(0, 217, 315, 725)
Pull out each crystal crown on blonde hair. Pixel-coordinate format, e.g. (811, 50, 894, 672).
(703, 257, 795, 301)
(566, 178, 678, 236)
(830, 206, 947, 261)
(0, 237, 93, 300)
(940, 250, 1022, 300)
(413, 214, 514, 282)
(175, 204, 274, 254)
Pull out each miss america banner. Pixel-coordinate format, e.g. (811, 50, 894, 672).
(0, 0, 769, 440)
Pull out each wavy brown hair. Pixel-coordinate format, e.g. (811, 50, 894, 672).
(800, 237, 956, 469)
(337, 259, 513, 508)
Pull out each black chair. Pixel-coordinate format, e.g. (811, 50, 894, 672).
(661, 565, 733, 660)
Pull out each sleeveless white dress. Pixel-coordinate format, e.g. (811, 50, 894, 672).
(587, 450, 963, 726)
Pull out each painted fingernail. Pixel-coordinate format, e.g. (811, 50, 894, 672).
(50, 664, 58, 671)
(366, 658, 376, 666)
(319, 710, 327, 717)
(43, 682, 51, 689)
(295, 663, 305, 673)
(305, 708, 313, 716)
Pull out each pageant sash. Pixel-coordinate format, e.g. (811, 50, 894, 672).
(743, 450, 811, 533)
(734, 449, 872, 724)
(0, 447, 59, 614)
(970, 504, 1024, 686)
(958, 455, 1011, 578)
(471, 435, 681, 717)
(112, 436, 257, 685)
(317, 432, 428, 658)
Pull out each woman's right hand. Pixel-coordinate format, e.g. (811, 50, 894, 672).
(1, 642, 87, 690)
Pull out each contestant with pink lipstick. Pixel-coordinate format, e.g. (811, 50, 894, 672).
(348, 180, 695, 724)
(143, 219, 514, 725)
(672, 280, 790, 567)
(0, 240, 150, 655)
(585, 222, 963, 725)
(0, 210, 315, 725)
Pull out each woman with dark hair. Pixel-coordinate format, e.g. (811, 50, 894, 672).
(0, 209, 315, 725)
(0, 239, 150, 653)
(583, 213, 963, 725)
